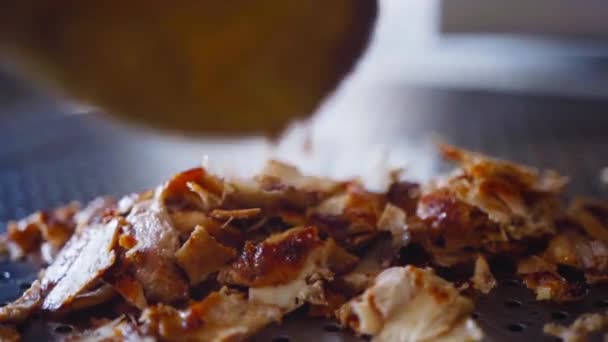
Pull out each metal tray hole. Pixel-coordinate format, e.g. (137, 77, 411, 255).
(506, 323, 526, 332)
(18, 282, 31, 290)
(551, 311, 569, 320)
(472, 312, 480, 320)
(272, 336, 290, 342)
(323, 323, 342, 332)
(54, 325, 74, 334)
(505, 299, 522, 308)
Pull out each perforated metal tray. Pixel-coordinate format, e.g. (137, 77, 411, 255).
(1, 88, 607, 341)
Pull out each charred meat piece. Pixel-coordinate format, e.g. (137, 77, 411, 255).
(219, 226, 325, 287)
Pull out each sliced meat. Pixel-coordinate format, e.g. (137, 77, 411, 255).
(0, 280, 44, 323)
(220, 226, 356, 312)
(3, 202, 79, 260)
(210, 208, 261, 220)
(66, 315, 152, 342)
(160, 167, 225, 213)
(544, 312, 608, 342)
(141, 287, 282, 342)
(517, 256, 586, 302)
(544, 230, 608, 276)
(415, 189, 501, 251)
(224, 160, 344, 212)
(377, 204, 409, 247)
(175, 225, 236, 285)
(250, 237, 358, 312)
(0, 220, 119, 322)
(309, 183, 385, 250)
(124, 200, 189, 303)
(569, 197, 608, 244)
(109, 276, 147, 310)
(159, 167, 226, 237)
(517, 229, 608, 300)
(74, 197, 116, 229)
(259, 160, 342, 195)
(433, 145, 564, 241)
(43, 220, 119, 311)
(338, 266, 482, 342)
(471, 256, 496, 294)
(68, 284, 116, 312)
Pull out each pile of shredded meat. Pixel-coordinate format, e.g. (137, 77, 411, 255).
(1, 145, 608, 341)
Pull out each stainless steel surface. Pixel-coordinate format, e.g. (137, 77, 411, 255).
(0, 87, 607, 341)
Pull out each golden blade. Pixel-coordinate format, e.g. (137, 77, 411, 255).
(0, 1, 377, 135)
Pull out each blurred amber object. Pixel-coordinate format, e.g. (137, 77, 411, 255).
(0, 1, 376, 135)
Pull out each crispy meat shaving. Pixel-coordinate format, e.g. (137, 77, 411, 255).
(68, 284, 116, 312)
(338, 266, 482, 342)
(471, 256, 496, 294)
(161, 167, 225, 213)
(377, 203, 409, 247)
(159, 167, 227, 239)
(0, 280, 44, 324)
(224, 160, 343, 212)
(309, 183, 385, 250)
(517, 255, 585, 302)
(123, 199, 189, 303)
(65, 315, 152, 342)
(569, 197, 608, 244)
(109, 275, 147, 310)
(544, 230, 608, 277)
(432, 145, 564, 242)
(259, 160, 342, 195)
(175, 225, 237, 285)
(544, 312, 608, 342)
(0, 220, 119, 323)
(210, 208, 261, 220)
(141, 287, 282, 342)
(43, 221, 119, 312)
(517, 227, 608, 301)
(2, 202, 79, 261)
